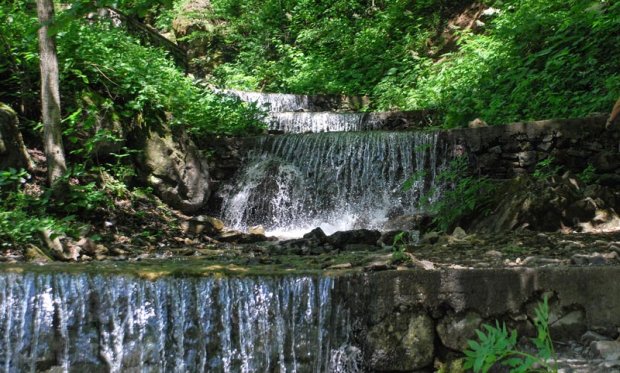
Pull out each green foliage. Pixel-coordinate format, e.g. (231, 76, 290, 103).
(577, 163, 597, 184)
(57, 19, 265, 136)
(391, 231, 414, 263)
(0, 169, 79, 248)
(0, 168, 30, 194)
(0, 1, 39, 115)
(464, 296, 558, 373)
(190, 0, 619, 126)
(427, 157, 495, 232)
(533, 156, 563, 181)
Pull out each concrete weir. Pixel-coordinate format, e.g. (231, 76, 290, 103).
(0, 265, 618, 372)
(333, 266, 620, 371)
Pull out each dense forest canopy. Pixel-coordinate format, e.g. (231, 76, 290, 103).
(183, 0, 620, 126)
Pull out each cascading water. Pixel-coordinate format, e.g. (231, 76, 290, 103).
(222, 90, 314, 113)
(267, 113, 381, 133)
(221, 131, 445, 237)
(0, 272, 358, 373)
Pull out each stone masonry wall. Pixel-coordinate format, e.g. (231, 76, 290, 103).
(441, 115, 620, 181)
(336, 266, 620, 372)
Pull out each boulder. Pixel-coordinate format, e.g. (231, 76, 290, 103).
(0, 103, 33, 171)
(328, 229, 381, 249)
(181, 215, 224, 236)
(436, 311, 483, 351)
(366, 311, 435, 371)
(591, 341, 620, 361)
(303, 227, 328, 244)
(215, 229, 275, 244)
(135, 124, 211, 214)
(382, 214, 432, 231)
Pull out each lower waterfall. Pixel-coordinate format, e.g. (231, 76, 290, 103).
(220, 131, 446, 237)
(0, 273, 358, 373)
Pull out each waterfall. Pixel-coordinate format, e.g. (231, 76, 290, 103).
(0, 272, 357, 373)
(267, 112, 378, 133)
(221, 131, 445, 237)
(222, 90, 314, 113)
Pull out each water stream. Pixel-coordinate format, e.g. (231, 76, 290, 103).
(220, 130, 446, 237)
(0, 272, 358, 373)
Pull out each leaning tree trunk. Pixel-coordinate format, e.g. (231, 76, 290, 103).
(37, 0, 67, 184)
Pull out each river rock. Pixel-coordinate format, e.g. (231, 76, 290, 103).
(328, 229, 381, 249)
(24, 245, 52, 263)
(550, 309, 587, 341)
(134, 124, 211, 214)
(436, 311, 483, 351)
(216, 230, 272, 244)
(591, 341, 620, 361)
(303, 227, 328, 244)
(182, 215, 225, 236)
(248, 225, 265, 235)
(383, 214, 432, 231)
(366, 311, 434, 371)
(581, 331, 613, 345)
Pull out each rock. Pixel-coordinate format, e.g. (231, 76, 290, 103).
(436, 311, 483, 351)
(420, 231, 440, 245)
(550, 309, 587, 341)
(593, 151, 620, 173)
(182, 215, 225, 236)
(328, 229, 381, 249)
(599, 360, 620, 370)
(410, 258, 435, 270)
(216, 230, 272, 244)
(383, 214, 432, 231)
(518, 151, 537, 167)
(468, 118, 488, 128)
(581, 331, 612, 345)
(342, 243, 377, 252)
(591, 341, 620, 361)
(135, 124, 210, 214)
(451, 226, 467, 240)
(485, 250, 502, 258)
(38, 229, 76, 261)
(571, 253, 609, 266)
(248, 225, 265, 235)
(565, 198, 597, 223)
(327, 263, 352, 270)
(366, 311, 435, 371)
(24, 245, 52, 263)
(0, 102, 33, 171)
(364, 260, 393, 272)
(303, 227, 328, 244)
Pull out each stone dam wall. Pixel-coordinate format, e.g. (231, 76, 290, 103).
(204, 115, 620, 208)
(2, 267, 619, 372)
(336, 266, 620, 371)
(441, 115, 620, 180)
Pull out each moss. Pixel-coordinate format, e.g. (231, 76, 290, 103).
(0, 248, 389, 280)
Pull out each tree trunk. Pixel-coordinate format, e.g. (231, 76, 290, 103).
(37, 0, 67, 184)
